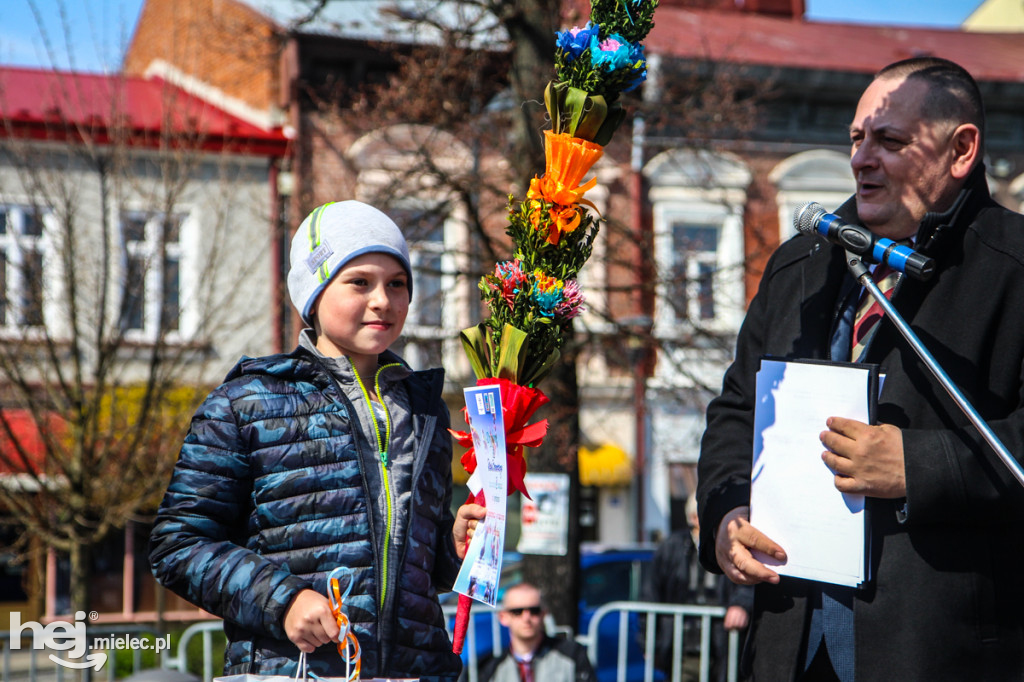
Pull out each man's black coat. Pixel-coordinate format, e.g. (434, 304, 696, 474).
(698, 167, 1024, 680)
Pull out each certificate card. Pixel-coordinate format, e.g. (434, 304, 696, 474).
(453, 385, 508, 607)
(750, 358, 877, 587)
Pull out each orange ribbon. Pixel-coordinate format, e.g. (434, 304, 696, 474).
(328, 569, 361, 681)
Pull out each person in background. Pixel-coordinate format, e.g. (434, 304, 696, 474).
(478, 582, 595, 682)
(150, 200, 486, 680)
(698, 57, 1024, 681)
(642, 494, 752, 682)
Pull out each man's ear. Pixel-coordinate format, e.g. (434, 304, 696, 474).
(950, 124, 981, 180)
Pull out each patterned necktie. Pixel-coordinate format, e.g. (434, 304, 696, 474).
(850, 262, 900, 363)
(515, 657, 534, 682)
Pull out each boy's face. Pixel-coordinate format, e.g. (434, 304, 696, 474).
(313, 253, 409, 372)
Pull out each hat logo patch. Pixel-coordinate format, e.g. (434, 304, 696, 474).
(305, 240, 334, 274)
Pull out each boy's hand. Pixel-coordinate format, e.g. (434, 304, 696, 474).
(453, 503, 487, 560)
(283, 589, 341, 653)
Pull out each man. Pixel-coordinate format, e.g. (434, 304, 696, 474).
(697, 57, 1024, 681)
(642, 495, 752, 681)
(478, 582, 595, 682)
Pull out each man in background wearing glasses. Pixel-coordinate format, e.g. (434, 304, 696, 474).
(477, 582, 595, 682)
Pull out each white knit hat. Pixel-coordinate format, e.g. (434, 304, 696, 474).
(287, 201, 413, 325)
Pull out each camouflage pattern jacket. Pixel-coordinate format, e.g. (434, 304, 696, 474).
(150, 344, 464, 680)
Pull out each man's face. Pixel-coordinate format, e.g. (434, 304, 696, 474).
(849, 76, 962, 240)
(498, 586, 546, 646)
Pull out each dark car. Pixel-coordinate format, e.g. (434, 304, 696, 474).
(577, 544, 661, 682)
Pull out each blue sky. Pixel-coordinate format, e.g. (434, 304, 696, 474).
(0, 0, 145, 72)
(806, 0, 981, 26)
(0, 0, 986, 73)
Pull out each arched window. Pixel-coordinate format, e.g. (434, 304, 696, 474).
(645, 148, 750, 337)
(770, 150, 855, 242)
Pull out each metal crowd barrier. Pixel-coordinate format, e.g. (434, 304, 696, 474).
(580, 600, 739, 682)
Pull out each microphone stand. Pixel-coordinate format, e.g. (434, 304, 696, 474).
(847, 252, 1024, 488)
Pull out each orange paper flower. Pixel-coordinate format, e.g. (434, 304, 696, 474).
(528, 201, 582, 245)
(529, 130, 604, 206)
(526, 131, 602, 245)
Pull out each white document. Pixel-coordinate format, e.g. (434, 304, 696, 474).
(750, 358, 875, 587)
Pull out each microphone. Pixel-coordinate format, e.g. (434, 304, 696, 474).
(793, 202, 935, 281)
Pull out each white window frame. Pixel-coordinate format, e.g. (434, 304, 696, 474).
(0, 204, 52, 332)
(348, 124, 473, 373)
(668, 220, 722, 323)
(646, 149, 750, 339)
(119, 209, 190, 343)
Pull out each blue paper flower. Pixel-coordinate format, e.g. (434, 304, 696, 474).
(589, 33, 647, 91)
(590, 33, 643, 70)
(556, 23, 599, 61)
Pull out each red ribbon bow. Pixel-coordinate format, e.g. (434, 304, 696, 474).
(449, 377, 549, 499)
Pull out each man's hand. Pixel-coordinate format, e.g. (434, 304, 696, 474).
(453, 503, 487, 560)
(820, 416, 906, 498)
(283, 589, 340, 653)
(723, 605, 750, 631)
(715, 506, 786, 586)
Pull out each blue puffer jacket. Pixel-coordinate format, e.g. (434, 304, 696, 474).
(150, 344, 464, 680)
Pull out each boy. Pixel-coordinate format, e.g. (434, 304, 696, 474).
(151, 201, 485, 680)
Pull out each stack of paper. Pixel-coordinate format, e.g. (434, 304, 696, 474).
(749, 358, 876, 588)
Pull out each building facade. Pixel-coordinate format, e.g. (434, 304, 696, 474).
(0, 65, 289, 622)
(119, 0, 1024, 547)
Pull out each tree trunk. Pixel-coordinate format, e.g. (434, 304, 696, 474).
(69, 536, 92, 615)
(520, 349, 582, 632)
(69, 537, 92, 682)
(502, 0, 560, 181)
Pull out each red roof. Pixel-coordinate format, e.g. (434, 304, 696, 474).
(648, 9, 1024, 82)
(0, 66, 289, 156)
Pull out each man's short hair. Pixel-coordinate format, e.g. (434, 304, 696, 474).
(503, 582, 545, 609)
(875, 57, 986, 150)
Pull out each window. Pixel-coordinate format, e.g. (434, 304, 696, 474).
(671, 223, 719, 322)
(389, 206, 448, 370)
(0, 205, 48, 328)
(646, 149, 749, 338)
(348, 125, 473, 372)
(770, 150, 855, 242)
(119, 211, 183, 338)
